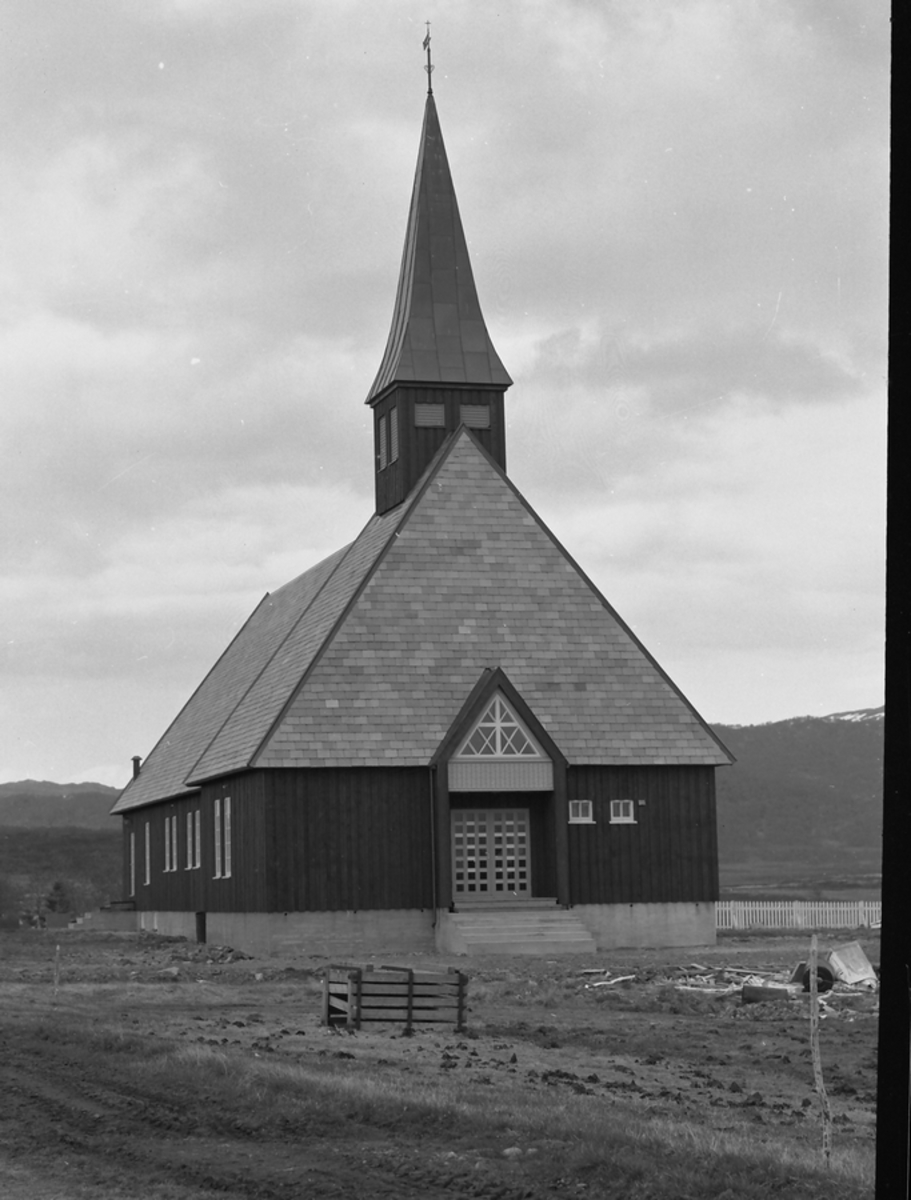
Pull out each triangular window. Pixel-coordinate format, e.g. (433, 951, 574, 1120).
(456, 693, 542, 759)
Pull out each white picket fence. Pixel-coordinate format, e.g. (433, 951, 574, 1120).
(716, 899, 882, 931)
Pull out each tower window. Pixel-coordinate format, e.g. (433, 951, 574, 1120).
(460, 404, 490, 429)
(378, 407, 399, 470)
(415, 403, 445, 427)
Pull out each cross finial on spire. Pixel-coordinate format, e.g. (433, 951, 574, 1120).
(423, 22, 433, 95)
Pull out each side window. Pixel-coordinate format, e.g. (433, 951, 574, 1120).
(185, 810, 202, 870)
(223, 796, 232, 878)
(568, 799, 594, 824)
(609, 799, 637, 825)
(164, 815, 179, 872)
(213, 797, 232, 879)
(214, 799, 222, 878)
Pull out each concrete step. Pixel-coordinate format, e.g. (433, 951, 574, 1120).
(438, 907, 597, 956)
(451, 914, 584, 927)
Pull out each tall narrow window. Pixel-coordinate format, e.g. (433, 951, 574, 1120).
(164, 816, 171, 872)
(194, 809, 201, 868)
(171, 815, 178, 871)
(213, 797, 232, 879)
(129, 831, 136, 897)
(223, 796, 232, 878)
(144, 823, 150, 886)
(214, 798, 222, 878)
(389, 405, 399, 461)
(186, 813, 194, 869)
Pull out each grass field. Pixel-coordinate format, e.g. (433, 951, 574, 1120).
(0, 929, 878, 1199)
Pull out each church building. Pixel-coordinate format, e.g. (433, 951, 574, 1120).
(111, 72, 732, 957)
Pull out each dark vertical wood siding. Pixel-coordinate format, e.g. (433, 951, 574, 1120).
(200, 775, 267, 911)
(264, 767, 433, 912)
(123, 774, 267, 913)
(123, 795, 205, 912)
(374, 385, 507, 513)
(566, 766, 718, 904)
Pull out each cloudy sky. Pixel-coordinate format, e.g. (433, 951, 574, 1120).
(1, 1, 888, 788)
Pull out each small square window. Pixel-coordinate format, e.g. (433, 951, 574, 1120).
(568, 799, 594, 824)
(609, 799, 637, 824)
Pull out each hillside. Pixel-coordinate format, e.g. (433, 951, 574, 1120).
(0, 782, 123, 918)
(0, 781, 121, 829)
(713, 706, 883, 883)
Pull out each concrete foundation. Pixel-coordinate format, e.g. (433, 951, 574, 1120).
(128, 902, 714, 956)
(136, 909, 436, 959)
(573, 902, 716, 949)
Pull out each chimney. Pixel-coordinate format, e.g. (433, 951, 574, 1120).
(132, 756, 142, 779)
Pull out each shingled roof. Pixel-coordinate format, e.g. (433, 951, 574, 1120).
(112, 431, 730, 815)
(365, 92, 512, 403)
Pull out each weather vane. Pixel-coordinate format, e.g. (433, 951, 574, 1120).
(423, 22, 433, 95)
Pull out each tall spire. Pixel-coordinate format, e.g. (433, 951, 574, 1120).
(365, 90, 512, 404)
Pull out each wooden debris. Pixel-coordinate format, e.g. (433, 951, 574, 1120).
(322, 965, 468, 1032)
(741, 983, 800, 1004)
(826, 941, 877, 985)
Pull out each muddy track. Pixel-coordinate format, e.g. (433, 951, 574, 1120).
(0, 1028, 540, 1199)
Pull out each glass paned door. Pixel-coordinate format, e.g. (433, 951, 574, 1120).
(451, 809, 531, 900)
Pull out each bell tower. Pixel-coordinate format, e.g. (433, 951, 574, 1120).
(366, 48, 512, 515)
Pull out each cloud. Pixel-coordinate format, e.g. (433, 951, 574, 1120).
(0, 0, 888, 782)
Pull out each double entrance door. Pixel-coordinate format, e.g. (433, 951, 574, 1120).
(451, 809, 530, 901)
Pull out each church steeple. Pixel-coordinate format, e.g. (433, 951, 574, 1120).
(367, 84, 512, 514)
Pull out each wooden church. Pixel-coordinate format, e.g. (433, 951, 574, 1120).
(111, 73, 732, 957)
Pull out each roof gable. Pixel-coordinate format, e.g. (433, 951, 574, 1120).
(111, 545, 352, 814)
(256, 431, 731, 769)
(113, 429, 730, 815)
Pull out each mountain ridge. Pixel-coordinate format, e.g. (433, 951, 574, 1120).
(0, 706, 885, 890)
(712, 705, 883, 880)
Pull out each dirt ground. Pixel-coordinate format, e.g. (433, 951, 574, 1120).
(0, 930, 879, 1199)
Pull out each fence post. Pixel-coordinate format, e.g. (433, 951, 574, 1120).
(405, 969, 415, 1035)
(348, 969, 362, 1032)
